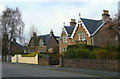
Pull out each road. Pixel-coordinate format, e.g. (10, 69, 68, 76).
(2, 62, 98, 77)
(2, 62, 118, 79)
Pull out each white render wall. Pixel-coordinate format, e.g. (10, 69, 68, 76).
(12, 54, 38, 64)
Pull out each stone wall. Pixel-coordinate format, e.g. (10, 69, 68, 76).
(62, 58, 119, 71)
(38, 58, 49, 65)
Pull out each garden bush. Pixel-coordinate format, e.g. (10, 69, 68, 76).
(39, 54, 48, 58)
(21, 52, 39, 57)
(63, 49, 76, 58)
(95, 49, 110, 59)
(75, 48, 89, 58)
(110, 52, 119, 59)
(63, 44, 119, 59)
(88, 50, 96, 59)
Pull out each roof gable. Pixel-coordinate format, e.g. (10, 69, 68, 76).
(64, 26, 75, 37)
(80, 18, 104, 34)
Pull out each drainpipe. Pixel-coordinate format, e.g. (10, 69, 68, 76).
(91, 36, 94, 46)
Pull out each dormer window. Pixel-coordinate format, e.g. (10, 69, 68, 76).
(78, 31, 85, 41)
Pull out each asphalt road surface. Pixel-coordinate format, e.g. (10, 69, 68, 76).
(2, 62, 98, 77)
(2, 62, 118, 79)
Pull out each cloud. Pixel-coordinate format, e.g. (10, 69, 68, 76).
(0, 0, 119, 39)
(0, 5, 5, 14)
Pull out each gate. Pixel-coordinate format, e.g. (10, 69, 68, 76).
(49, 56, 59, 65)
(49, 54, 59, 65)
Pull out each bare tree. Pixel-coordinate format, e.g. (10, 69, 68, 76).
(0, 7, 25, 55)
(28, 25, 38, 39)
(1, 7, 24, 42)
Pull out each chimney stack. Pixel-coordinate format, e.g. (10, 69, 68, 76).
(102, 10, 110, 22)
(13, 38, 16, 42)
(70, 19, 76, 26)
(50, 29, 54, 36)
(33, 32, 37, 37)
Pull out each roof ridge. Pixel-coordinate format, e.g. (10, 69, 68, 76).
(37, 34, 50, 37)
(80, 18, 101, 21)
(64, 26, 75, 27)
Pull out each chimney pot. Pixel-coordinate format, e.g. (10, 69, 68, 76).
(33, 32, 37, 37)
(70, 19, 76, 26)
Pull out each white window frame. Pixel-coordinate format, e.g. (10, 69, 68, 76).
(78, 31, 85, 41)
(63, 48, 67, 52)
(63, 35, 67, 43)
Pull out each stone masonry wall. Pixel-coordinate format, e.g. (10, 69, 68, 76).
(63, 58, 119, 71)
(38, 58, 49, 65)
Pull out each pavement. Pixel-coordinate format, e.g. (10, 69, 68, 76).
(2, 62, 119, 78)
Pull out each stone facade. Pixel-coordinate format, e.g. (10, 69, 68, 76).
(93, 21, 118, 47)
(46, 34, 59, 53)
(38, 58, 49, 65)
(28, 30, 60, 53)
(72, 25, 91, 45)
(59, 21, 92, 54)
(59, 10, 118, 54)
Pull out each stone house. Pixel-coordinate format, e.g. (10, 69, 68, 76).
(59, 10, 118, 53)
(10, 38, 25, 54)
(28, 30, 60, 53)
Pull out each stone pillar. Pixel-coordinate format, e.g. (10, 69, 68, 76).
(59, 57, 63, 67)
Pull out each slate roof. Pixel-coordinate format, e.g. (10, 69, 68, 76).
(64, 26, 75, 37)
(15, 42, 24, 48)
(41, 34, 60, 44)
(29, 34, 60, 46)
(40, 34, 51, 44)
(80, 18, 104, 34)
(10, 41, 24, 49)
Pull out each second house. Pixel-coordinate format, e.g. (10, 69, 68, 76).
(28, 30, 60, 53)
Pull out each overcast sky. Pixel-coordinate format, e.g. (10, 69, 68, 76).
(0, 0, 119, 42)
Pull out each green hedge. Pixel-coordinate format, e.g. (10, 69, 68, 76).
(63, 44, 119, 59)
(21, 52, 39, 57)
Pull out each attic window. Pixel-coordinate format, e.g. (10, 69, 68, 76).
(78, 31, 85, 41)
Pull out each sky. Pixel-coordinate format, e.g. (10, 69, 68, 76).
(0, 0, 119, 43)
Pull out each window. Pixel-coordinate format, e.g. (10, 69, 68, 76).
(62, 35, 67, 43)
(63, 48, 67, 52)
(116, 35, 118, 41)
(39, 40, 43, 46)
(78, 31, 85, 41)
